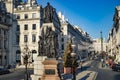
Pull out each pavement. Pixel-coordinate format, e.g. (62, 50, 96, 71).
(63, 61, 98, 80)
(0, 61, 98, 80)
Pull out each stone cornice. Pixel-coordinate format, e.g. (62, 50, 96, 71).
(17, 18, 40, 21)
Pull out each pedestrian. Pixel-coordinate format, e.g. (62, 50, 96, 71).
(80, 61, 83, 70)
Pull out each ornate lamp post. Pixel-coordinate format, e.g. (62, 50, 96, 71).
(63, 36, 78, 80)
(70, 37, 77, 80)
(100, 31, 103, 58)
(22, 44, 30, 80)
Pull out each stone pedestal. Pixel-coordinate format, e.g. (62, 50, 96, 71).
(41, 58, 60, 80)
(31, 56, 47, 80)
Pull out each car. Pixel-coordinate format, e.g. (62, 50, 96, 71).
(112, 63, 120, 71)
(0, 68, 10, 75)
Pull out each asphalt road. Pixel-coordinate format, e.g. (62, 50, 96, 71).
(83, 57, 120, 80)
(0, 68, 33, 80)
(0, 57, 120, 80)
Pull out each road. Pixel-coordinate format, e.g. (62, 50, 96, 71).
(0, 57, 120, 80)
(83, 57, 120, 80)
(0, 68, 33, 80)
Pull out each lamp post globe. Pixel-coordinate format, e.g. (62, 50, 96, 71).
(71, 52, 76, 58)
(71, 44, 76, 49)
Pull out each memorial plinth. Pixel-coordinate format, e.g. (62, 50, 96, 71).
(41, 58, 60, 80)
(31, 56, 47, 80)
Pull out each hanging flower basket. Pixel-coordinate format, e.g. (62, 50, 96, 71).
(63, 67, 71, 74)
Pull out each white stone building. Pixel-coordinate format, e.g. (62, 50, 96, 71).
(4, 0, 61, 65)
(58, 12, 92, 58)
(0, 0, 12, 66)
(3, 0, 93, 65)
(107, 6, 120, 63)
(13, 0, 42, 64)
(3, 0, 42, 65)
(92, 38, 107, 54)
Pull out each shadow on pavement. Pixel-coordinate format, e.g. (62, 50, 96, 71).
(114, 74, 120, 80)
(63, 73, 73, 80)
(76, 65, 90, 74)
(63, 66, 90, 80)
(78, 72, 92, 80)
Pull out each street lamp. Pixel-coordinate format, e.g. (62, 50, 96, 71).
(22, 44, 30, 80)
(71, 44, 76, 80)
(100, 31, 103, 58)
(100, 31, 104, 67)
(58, 56, 63, 80)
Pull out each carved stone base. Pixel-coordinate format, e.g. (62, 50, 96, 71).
(31, 56, 47, 80)
(41, 58, 60, 80)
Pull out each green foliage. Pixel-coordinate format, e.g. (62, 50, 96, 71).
(63, 41, 72, 67)
(62, 41, 78, 67)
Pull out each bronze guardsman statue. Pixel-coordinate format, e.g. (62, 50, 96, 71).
(38, 27, 58, 58)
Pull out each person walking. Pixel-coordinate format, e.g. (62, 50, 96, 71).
(80, 61, 83, 70)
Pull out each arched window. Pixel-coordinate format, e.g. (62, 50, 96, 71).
(32, 50, 37, 54)
(16, 50, 21, 63)
(32, 50, 37, 62)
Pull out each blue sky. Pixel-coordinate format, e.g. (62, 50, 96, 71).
(37, 0, 120, 40)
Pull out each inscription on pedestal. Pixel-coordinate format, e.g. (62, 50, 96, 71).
(45, 69, 55, 75)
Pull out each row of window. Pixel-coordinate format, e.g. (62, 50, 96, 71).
(16, 34, 36, 44)
(16, 24, 36, 31)
(16, 50, 37, 63)
(16, 13, 36, 19)
(0, 29, 7, 35)
(0, 40, 7, 49)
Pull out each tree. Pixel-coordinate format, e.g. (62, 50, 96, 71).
(63, 41, 79, 67)
(63, 41, 73, 67)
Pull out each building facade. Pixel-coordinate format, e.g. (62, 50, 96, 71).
(58, 12, 92, 58)
(0, 0, 12, 66)
(107, 6, 120, 63)
(13, 0, 42, 64)
(92, 38, 107, 54)
(2, 0, 93, 65)
(5, 0, 61, 65)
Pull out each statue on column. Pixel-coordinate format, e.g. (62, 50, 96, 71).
(43, 2, 54, 23)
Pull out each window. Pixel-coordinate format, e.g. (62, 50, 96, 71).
(16, 14, 20, 19)
(32, 24, 36, 30)
(4, 40, 7, 49)
(4, 56, 6, 59)
(18, 7, 21, 10)
(32, 34, 36, 42)
(16, 25, 20, 31)
(61, 38, 64, 42)
(0, 17, 2, 22)
(32, 50, 37, 62)
(4, 19, 7, 23)
(4, 30, 6, 35)
(0, 41, 1, 49)
(16, 35, 19, 44)
(16, 50, 21, 63)
(0, 29, 2, 34)
(24, 35, 28, 42)
(32, 50, 37, 54)
(24, 14, 28, 19)
(32, 13, 36, 18)
(24, 24, 28, 30)
(25, 7, 29, 10)
(61, 44, 64, 50)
